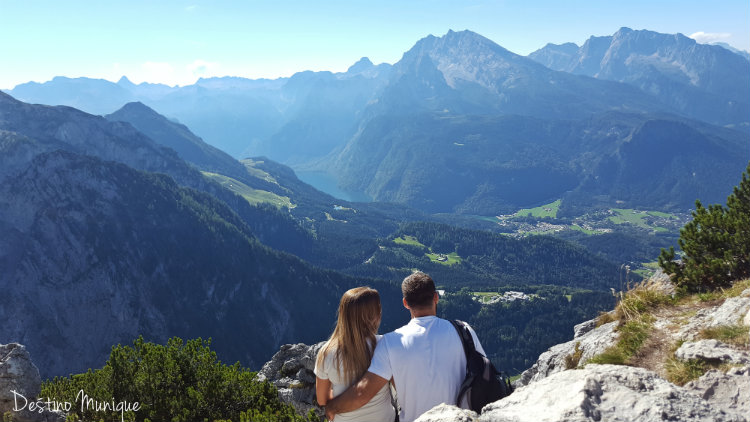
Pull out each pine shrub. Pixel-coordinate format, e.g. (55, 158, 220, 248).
(659, 162, 750, 292)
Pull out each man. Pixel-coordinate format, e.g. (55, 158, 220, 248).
(325, 272, 486, 422)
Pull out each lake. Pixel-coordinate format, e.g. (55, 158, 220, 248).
(295, 170, 372, 203)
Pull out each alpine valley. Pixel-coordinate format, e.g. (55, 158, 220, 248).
(1, 27, 748, 388)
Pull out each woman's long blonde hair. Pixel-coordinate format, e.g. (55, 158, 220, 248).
(316, 287, 382, 385)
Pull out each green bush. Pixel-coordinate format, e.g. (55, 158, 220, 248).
(41, 337, 312, 422)
(659, 162, 750, 292)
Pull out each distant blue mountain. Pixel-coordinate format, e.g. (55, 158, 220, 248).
(529, 27, 750, 130)
(6, 29, 749, 215)
(7, 59, 392, 159)
(327, 30, 750, 213)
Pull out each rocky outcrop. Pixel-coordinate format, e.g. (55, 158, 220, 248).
(515, 320, 618, 387)
(481, 364, 745, 422)
(415, 364, 749, 422)
(256, 342, 325, 417)
(414, 403, 478, 422)
(0, 343, 64, 422)
(686, 366, 750, 416)
(675, 339, 750, 364)
(411, 279, 750, 421)
(255, 277, 750, 422)
(678, 289, 750, 340)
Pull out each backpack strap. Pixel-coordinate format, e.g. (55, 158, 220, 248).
(450, 319, 477, 357)
(450, 320, 477, 407)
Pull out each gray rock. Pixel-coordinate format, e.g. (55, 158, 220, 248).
(679, 291, 750, 340)
(645, 268, 677, 296)
(686, 366, 750, 416)
(572, 319, 597, 338)
(0, 343, 65, 422)
(0, 344, 41, 406)
(515, 321, 618, 387)
(480, 364, 745, 422)
(675, 339, 750, 364)
(256, 342, 325, 417)
(414, 403, 478, 422)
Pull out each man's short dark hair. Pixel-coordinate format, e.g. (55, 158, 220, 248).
(402, 272, 436, 309)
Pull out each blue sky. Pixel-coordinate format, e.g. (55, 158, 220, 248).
(1, 0, 748, 89)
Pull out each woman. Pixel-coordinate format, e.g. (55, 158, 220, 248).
(314, 287, 395, 421)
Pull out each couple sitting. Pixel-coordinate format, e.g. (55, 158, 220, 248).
(314, 272, 486, 422)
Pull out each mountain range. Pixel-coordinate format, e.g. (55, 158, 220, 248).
(529, 27, 750, 129)
(6, 28, 749, 215)
(2, 27, 749, 377)
(1, 90, 627, 377)
(7, 58, 392, 161)
(328, 30, 749, 213)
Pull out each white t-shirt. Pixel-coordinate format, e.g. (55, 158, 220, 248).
(314, 335, 395, 422)
(368, 316, 485, 422)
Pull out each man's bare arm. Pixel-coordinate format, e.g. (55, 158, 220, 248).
(325, 371, 388, 420)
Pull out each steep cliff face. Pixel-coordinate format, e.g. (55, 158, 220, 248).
(0, 91, 314, 258)
(0, 147, 365, 377)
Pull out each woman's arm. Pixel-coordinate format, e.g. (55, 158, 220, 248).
(316, 376, 334, 406)
(325, 371, 388, 420)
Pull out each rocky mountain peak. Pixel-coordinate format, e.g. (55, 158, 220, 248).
(347, 57, 374, 73)
(117, 75, 135, 87)
(110, 101, 164, 121)
(396, 29, 542, 95)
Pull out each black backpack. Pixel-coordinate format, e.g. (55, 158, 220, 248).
(450, 320, 513, 412)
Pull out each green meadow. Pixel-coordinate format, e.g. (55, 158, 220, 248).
(201, 172, 294, 209)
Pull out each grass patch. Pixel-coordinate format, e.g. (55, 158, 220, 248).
(649, 210, 676, 218)
(473, 292, 499, 297)
(608, 208, 676, 232)
(665, 358, 709, 386)
(202, 172, 293, 209)
(697, 291, 723, 302)
(393, 235, 426, 248)
(587, 318, 652, 365)
(426, 251, 462, 266)
(612, 282, 674, 323)
(569, 224, 599, 235)
(724, 278, 750, 298)
(240, 159, 279, 185)
(595, 311, 617, 327)
(632, 268, 654, 278)
(324, 212, 347, 223)
(565, 342, 583, 369)
(699, 325, 750, 347)
(393, 235, 462, 265)
(609, 208, 651, 229)
(588, 279, 675, 365)
(513, 200, 561, 219)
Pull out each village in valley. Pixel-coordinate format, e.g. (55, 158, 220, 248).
(493, 199, 691, 238)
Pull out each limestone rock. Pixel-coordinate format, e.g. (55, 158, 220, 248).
(256, 342, 325, 417)
(679, 291, 750, 340)
(646, 268, 677, 296)
(414, 403, 478, 422)
(480, 364, 745, 422)
(686, 366, 750, 416)
(572, 319, 597, 338)
(675, 339, 750, 364)
(0, 343, 65, 422)
(515, 321, 618, 387)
